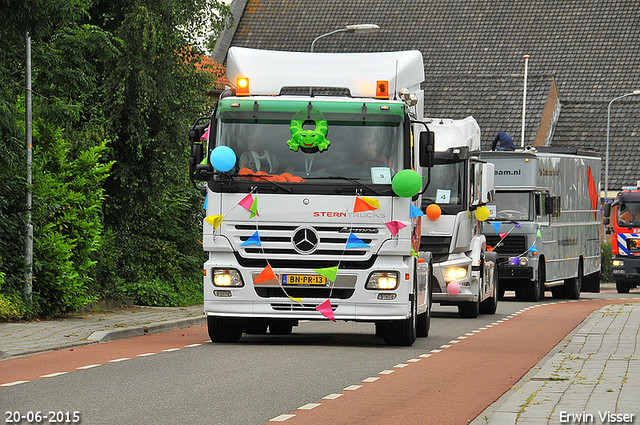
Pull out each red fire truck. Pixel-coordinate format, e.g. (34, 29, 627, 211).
(604, 188, 640, 293)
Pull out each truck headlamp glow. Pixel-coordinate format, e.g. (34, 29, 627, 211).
(366, 272, 398, 290)
(212, 268, 244, 287)
(612, 259, 624, 267)
(445, 266, 468, 281)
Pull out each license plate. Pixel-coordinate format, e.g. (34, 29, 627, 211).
(629, 239, 640, 252)
(282, 274, 326, 285)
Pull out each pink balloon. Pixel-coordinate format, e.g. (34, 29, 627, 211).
(447, 281, 461, 295)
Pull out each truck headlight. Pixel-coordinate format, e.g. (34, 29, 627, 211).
(366, 272, 398, 290)
(212, 268, 244, 287)
(612, 259, 624, 267)
(445, 266, 468, 281)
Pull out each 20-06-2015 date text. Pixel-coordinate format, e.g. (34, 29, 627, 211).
(5, 411, 80, 424)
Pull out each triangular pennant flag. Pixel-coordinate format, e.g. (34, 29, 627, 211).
(491, 221, 501, 235)
(249, 197, 259, 219)
(528, 244, 538, 254)
(360, 196, 380, 210)
(238, 193, 254, 211)
(315, 299, 335, 321)
(409, 204, 424, 218)
(240, 231, 261, 246)
(314, 266, 338, 282)
(410, 246, 418, 258)
(346, 233, 370, 249)
(537, 229, 542, 238)
(289, 296, 302, 303)
(354, 196, 378, 212)
(515, 221, 521, 228)
(253, 264, 278, 285)
(204, 215, 224, 229)
(203, 193, 208, 210)
(385, 221, 407, 237)
(499, 232, 508, 239)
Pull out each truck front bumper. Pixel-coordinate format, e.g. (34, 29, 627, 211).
(612, 256, 640, 281)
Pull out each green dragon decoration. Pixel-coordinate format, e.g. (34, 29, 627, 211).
(286, 110, 331, 153)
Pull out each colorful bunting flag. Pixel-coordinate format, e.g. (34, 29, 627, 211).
(203, 193, 208, 210)
(354, 196, 379, 212)
(313, 266, 338, 282)
(249, 197, 259, 219)
(239, 194, 254, 211)
(528, 244, 538, 254)
(204, 215, 224, 229)
(385, 221, 407, 237)
(316, 299, 335, 321)
(253, 265, 278, 285)
(240, 231, 261, 246)
(515, 221, 521, 228)
(537, 229, 542, 238)
(409, 204, 424, 218)
(289, 296, 302, 303)
(346, 233, 370, 249)
(491, 221, 501, 235)
(499, 232, 508, 239)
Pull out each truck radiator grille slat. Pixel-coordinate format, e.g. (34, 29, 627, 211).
(259, 287, 353, 299)
(485, 235, 528, 254)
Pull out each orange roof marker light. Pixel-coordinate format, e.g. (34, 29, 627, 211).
(236, 77, 250, 96)
(376, 80, 389, 99)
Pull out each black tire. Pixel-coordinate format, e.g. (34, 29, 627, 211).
(616, 280, 631, 294)
(207, 316, 243, 343)
(382, 295, 417, 346)
(538, 260, 546, 300)
(565, 261, 583, 300)
(243, 319, 268, 334)
(269, 320, 294, 335)
(550, 285, 565, 299)
(521, 275, 541, 302)
(480, 252, 498, 314)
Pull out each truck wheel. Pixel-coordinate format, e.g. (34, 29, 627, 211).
(243, 319, 268, 334)
(480, 252, 498, 314)
(521, 276, 541, 302)
(207, 316, 243, 343)
(382, 296, 416, 346)
(564, 262, 583, 300)
(616, 280, 631, 294)
(269, 320, 294, 335)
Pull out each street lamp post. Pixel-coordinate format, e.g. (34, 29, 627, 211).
(310, 24, 380, 53)
(605, 89, 640, 200)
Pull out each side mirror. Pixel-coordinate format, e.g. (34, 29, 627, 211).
(603, 217, 610, 226)
(189, 143, 204, 178)
(419, 131, 435, 168)
(481, 162, 495, 203)
(603, 203, 611, 218)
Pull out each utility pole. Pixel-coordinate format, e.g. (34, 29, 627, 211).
(24, 31, 33, 299)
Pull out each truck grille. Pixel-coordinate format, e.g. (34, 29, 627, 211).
(485, 235, 527, 255)
(420, 236, 452, 263)
(232, 224, 381, 263)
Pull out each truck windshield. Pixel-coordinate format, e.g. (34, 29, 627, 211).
(422, 163, 465, 212)
(487, 191, 530, 221)
(616, 202, 640, 227)
(213, 98, 405, 185)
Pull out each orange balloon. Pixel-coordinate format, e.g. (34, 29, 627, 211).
(426, 203, 442, 220)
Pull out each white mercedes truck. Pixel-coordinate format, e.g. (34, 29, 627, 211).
(480, 147, 602, 300)
(419, 117, 499, 318)
(189, 47, 437, 346)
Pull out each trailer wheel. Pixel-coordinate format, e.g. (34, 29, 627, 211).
(207, 316, 243, 343)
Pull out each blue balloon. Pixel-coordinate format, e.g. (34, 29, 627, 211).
(210, 146, 237, 172)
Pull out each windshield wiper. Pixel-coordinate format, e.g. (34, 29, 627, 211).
(305, 176, 383, 195)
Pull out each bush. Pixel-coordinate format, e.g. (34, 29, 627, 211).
(601, 241, 612, 282)
(120, 277, 202, 307)
(0, 293, 38, 322)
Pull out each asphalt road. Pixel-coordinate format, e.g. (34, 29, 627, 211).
(0, 289, 635, 425)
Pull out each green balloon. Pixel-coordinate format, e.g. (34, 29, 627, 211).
(392, 169, 422, 198)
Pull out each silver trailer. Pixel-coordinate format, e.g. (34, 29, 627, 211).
(480, 147, 601, 300)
